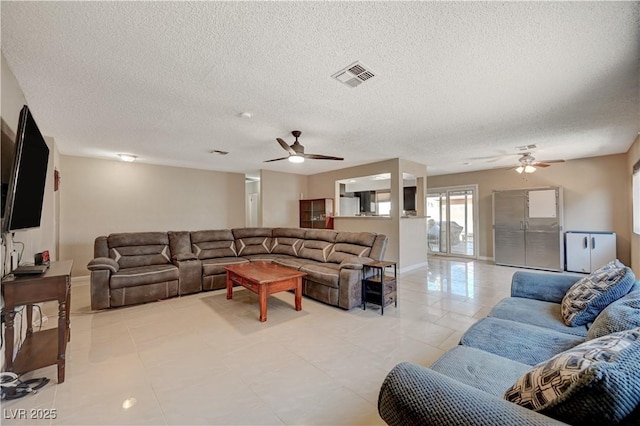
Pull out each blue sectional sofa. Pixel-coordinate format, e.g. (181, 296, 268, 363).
(378, 266, 640, 425)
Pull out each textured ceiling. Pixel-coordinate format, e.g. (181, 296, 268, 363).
(1, 2, 639, 176)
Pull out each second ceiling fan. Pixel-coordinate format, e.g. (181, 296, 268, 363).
(265, 130, 344, 163)
(515, 153, 564, 174)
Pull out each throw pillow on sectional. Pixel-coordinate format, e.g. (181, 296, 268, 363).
(587, 290, 640, 340)
(561, 263, 635, 327)
(504, 328, 640, 425)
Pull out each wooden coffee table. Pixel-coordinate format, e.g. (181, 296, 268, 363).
(224, 262, 306, 322)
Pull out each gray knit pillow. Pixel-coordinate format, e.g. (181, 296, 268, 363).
(561, 265, 635, 326)
(504, 328, 640, 425)
(588, 291, 640, 340)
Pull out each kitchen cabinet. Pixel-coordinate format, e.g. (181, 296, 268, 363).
(566, 231, 616, 273)
(300, 198, 334, 229)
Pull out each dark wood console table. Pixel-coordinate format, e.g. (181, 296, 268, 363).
(2, 260, 73, 383)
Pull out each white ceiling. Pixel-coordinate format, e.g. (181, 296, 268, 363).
(2, 2, 639, 177)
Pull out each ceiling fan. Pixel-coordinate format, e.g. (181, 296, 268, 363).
(264, 130, 344, 163)
(515, 153, 564, 174)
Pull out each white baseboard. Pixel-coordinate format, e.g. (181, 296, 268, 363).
(399, 261, 428, 273)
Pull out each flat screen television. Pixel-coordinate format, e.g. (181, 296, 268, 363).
(1, 105, 49, 232)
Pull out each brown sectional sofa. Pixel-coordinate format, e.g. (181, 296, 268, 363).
(87, 227, 388, 311)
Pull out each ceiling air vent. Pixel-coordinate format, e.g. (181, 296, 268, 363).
(516, 144, 537, 151)
(332, 61, 376, 88)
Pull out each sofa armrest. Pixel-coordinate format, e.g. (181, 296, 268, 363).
(378, 362, 567, 426)
(173, 257, 202, 295)
(87, 257, 119, 274)
(510, 271, 582, 303)
(339, 256, 374, 270)
(172, 252, 198, 262)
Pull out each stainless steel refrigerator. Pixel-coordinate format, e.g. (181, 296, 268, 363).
(493, 187, 564, 271)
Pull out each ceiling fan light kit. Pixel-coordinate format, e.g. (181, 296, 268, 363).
(265, 130, 344, 163)
(516, 165, 536, 174)
(513, 152, 564, 174)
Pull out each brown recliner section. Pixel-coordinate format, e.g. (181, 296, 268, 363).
(88, 232, 179, 309)
(88, 227, 388, 310)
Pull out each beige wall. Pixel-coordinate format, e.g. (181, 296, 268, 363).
(627, 135, 640, 276)
(428, 154, 631, 265)
(259, 169, 308, 227)
(59, 155, 246, 276)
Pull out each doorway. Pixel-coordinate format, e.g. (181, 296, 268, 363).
(427, 185, 477, 258)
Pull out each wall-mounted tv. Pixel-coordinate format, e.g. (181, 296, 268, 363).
(2, 105, 49, 232)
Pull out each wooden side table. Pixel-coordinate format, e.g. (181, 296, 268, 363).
(2, 260, 73, 384)
(362, 260, 397, 315)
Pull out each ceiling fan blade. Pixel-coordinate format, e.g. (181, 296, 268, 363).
(277, 138, 296, 155)
(304, 153, 344, 161)
(532, 162, 551, 168)
(539, 159, 565, 164)
(263, 156, 289, 162)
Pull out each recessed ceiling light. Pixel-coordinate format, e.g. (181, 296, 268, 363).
(118, 154, 137, 162)
(210, 149, 229, 155)
(463, 162, 471, 166)
(239, 112, 252, 119)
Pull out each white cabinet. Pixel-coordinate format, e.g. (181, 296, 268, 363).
(566, 232, 616, 273)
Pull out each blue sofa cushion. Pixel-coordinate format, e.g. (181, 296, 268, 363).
(489, 297, 588, 337)
(561, 264, 635, 327)
(504, 328, 640, 425)
(430, 346, 530, 396)
(587, 290, 640, 340)
(461, 317, 585, 365)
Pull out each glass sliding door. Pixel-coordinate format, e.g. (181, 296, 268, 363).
(427, 185, 477, 258)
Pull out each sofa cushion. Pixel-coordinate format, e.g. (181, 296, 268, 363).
(201, 257, 249, 276)
(232, 228, 272, 256)
(110, 264, 179, 289)
(271, 237, 303, 256)
(587, 290, 640, 340)
(326, 232, 374, 263)
(270, 228, 305, 256)
(191, 230, 237, 259)
(241, 254, 290, 262)
(461, 317, 585, 365)
(504, 328, 640, 425)
(299, 239, 334, 263)
(107, 232, 172, 269)
(300, 262, 341, 288)
(431, 346, 530, 397)
(561, 264, 636, 327)
(489, 297, 588, 337)
(327, 232, 376, 263)
(272, 257, 309, 270)
(304, 229, 338, 243)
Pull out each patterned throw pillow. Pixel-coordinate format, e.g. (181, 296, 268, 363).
(504, 328, 640, 424)
(587, 291, 640, 340)
(561, 263, 635, 326)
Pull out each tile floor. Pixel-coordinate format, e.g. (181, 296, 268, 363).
(2, 258, 524, 425)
